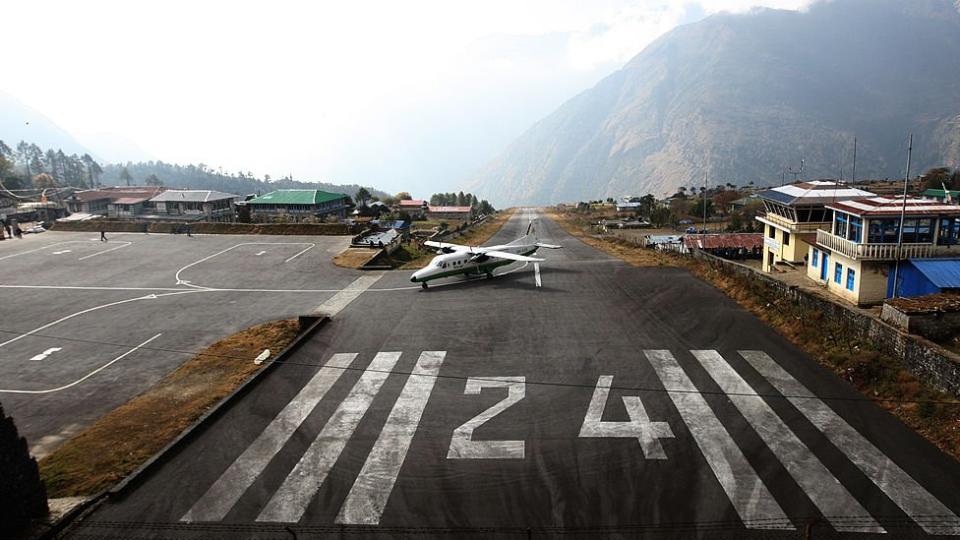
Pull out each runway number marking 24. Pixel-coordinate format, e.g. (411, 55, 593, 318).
(447, 375, 671, 460)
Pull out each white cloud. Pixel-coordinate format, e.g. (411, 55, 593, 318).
(0, 0, 817, 192)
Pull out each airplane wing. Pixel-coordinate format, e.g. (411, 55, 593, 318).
(424, 241, 472, 252)
(482, 250, 545, 262)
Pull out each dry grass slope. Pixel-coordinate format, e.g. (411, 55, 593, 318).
(39, 319, 301, 497)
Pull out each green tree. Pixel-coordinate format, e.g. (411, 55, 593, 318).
(119, 166, 133, 187)
(922, 167, 953, 190)
(396, 191, 412, 200)
(354, 186, 372, 207)
(649, 206, 671, 228)
(145, 174, 163, 186)
(692, 198, 714, 219)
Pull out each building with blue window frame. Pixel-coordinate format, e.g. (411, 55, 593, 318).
(808, 196, 960, 305)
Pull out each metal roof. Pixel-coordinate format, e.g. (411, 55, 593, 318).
(246, 189, 350, 205)
(907, 259, 960, 289)
(150, 190, 237, 203)
(826, 197, 960, 217)
(428, 206, 472, 212)
(757, 181, 875, 206)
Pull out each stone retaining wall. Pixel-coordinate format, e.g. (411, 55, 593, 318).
(692, 249, 960, 398)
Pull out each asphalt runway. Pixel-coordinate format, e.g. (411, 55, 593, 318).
(0, 231, 361, 457)
(49, 211, 960, 538)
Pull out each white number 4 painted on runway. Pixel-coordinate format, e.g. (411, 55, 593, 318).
(447, 376, 525, 459)
(579, 375, 673, 459)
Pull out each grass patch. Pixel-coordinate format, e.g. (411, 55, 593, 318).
(550, 209, 960, 462)
(39, 319, 301, 497)
(332, 247, 382, 269)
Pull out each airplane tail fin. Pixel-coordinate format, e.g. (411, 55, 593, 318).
(522, 217, 562, 249)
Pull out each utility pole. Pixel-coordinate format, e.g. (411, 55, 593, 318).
(851, 137, 857, 188)
(891, 133, 913, 299)
(702, 172, 708, 234)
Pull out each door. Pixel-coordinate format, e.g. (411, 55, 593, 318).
(820, 251, 829, 281)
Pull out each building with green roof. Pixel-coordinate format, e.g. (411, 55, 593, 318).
(921, 189, 960, 204)
(244, 189, 352, 220)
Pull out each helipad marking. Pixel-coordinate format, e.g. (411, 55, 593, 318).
(78, 241, 132, 261)
(0, 334, 162, 394)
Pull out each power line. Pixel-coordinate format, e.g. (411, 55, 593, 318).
(0, 327, 957, 406)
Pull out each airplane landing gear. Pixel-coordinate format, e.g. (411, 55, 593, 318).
(421, 282, 428, 289)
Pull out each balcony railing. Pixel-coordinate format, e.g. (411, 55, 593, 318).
(758, 213, 826, 232)
(816, 229, 960, 260)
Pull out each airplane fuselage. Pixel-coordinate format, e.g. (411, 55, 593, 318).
(410, 239, 539, 285)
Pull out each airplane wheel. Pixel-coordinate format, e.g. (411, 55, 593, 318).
(486, 272, 493, 279)
(421, 282, 428, 289)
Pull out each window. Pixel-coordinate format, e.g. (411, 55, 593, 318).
(939, 217, 960, 245)
(834, 262, 842, 284)
(834, 212, 848, 237)
(846, 268, 855, 291)
(868, 218, 899, 244)
(783, 231, 790, 246)
(812, 248, 819, 268)
(848, 216, 863, 243)
(768, 225, 775, 239)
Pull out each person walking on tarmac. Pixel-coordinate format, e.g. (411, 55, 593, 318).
(100, 229, 107, 242)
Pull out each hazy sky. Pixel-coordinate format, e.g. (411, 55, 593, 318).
(1, 0, 812, 195)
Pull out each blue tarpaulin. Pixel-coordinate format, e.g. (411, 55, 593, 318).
(887, 258, 960, 298)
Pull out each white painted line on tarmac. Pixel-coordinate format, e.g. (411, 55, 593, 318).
(0, 285, 189, 292)
(78, 241, 131, 261)
(534, 262, 542, 287)
(284, 244, 315, 263)
(645, 350, 793, 530)
(257, 351, 402, 523)
(692, 350, 883, 533)
(51, 250, 72, 255)
(255, 250, 267, 256)
(0, 333, 162, 394)
(174, 242, 317, 288)
(741, 350, 960, 536)
(0, 241, 95, 261)
(337, 351, 446, 525)
(0, 290, 196, 349)
(313, 273, 384, 316)
(182, 353, 358, 523)
(29, 347, 62, 362)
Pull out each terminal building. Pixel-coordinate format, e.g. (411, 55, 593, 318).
(244, 189, 352, 221)
(810, 196, 960, 305)
(755, 181, 875, 273)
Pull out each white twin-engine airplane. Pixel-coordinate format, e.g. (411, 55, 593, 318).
(410, 221, 561, 288)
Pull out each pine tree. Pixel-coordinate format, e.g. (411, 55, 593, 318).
(119, 166, 133, 187)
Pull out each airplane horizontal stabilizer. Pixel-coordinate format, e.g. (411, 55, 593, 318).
(536, 242, 562, 249)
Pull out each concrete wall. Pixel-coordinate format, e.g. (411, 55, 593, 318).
(882, 304, 960, 343)
(692, 249, 960, 398)
(52, 220, 362, 235)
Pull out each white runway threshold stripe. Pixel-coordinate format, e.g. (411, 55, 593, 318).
(691, 350, 884, 533)
(740, 350, 960, 536)
(312, 273, 384, 317)
(336, 351, 446, 525)
(181, 353, 358, 523)
(644, 350, 794, 530)
(257, 351, 402, 523)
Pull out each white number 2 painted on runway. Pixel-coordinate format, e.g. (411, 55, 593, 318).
(579, 375, 674, 459)
(447, 376, 525, 459)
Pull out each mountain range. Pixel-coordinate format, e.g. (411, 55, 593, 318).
(466, 0, 960, 205)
